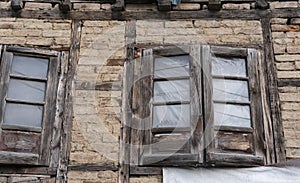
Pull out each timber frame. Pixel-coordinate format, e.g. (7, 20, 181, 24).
(1, 0, 298, 182)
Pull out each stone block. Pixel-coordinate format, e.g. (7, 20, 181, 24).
(172, 3, 201, 10)
(276, 62, 295, 71)
(280, 93, 300, 101)
(271, 18, 288, 24)
(275, 55, 300, 62)
(222, 3, 250, 10)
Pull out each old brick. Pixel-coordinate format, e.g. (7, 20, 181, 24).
(283, 121, 300, 130)
(97, 171, 117, 179)
(271, 18, 288, 24)
(12, 29, 42, 37)
(172, 3, 201, 10)
(222, 3, 250, 10)
(272, 32, 286, 38)
(204, 28, 233, 35)
(84, 21, 110, 27)
(287, 45, 300, 54)
(275, 55, 300, 62)
(125, 4, 157, 11)
(270, 1, 298, 9)
(286, 148, 300, 158)
(220, 35, 250, 44)
(273, 44, 286, 54)
(73, 3, 101, 10)
(295, 61, 300, 70)
(53, 23, 71, 30)
(68, 171, 99, 180)
(233, 27, 262, 35)
(23, 21, 52, 29)
(280, 93, 300, 101)
(277, 71, 300, 78)
(291, 18, 300, 25)
(165, 21, 193, 28)
(273, 38, 293, 44)
(101, 4, 111, 10)
(281, 111, 300, 120)
(193, 20, 221, 28)
(276, 62, 295, 71)
(25, 2, 52, 10)
(0, 37, 26, 45)
(271, 25, 300, 32)
(281, 102, 300, 111)
(285, 138, 300, 148)
(43, 30, 71, 37)
(286, 32, 300, 38)
(136, 21, 164, 28)
(279, 86, 297, 93)
(0, 22, 23, 29)
(0, 29, 12, 37)
(26, 38, 53, 46)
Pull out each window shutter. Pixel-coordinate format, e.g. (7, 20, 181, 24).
(137, 46, 203, 166)
(0, 46, 59, 165)
(203, 45, 265, 166)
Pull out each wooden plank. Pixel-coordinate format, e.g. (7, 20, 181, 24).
(119, 20, 136, 183)
(278, 79, 300, 87)
(215, 131, 254, 153)
(214, 125, 253, 133)
(0, 151, 39, 165)
(201, 45, 215, 157)
(130, 166, 162, 175)
(0, 130, 41, 154)
(211, 46, 248, 57)
(56, 20, 82, 182)
(2, 124, 42, 132)
(40, 54, 59, 166)
(142, 154, 198, 166)
(261, 17, 286, 164)
(0, 167, 56, 175)
(7, 46, 58, 57)
(153, 45, 189, 56)
(68, 163, 118, 171)
(190, 44, 203, 163)
(247, 48, 265, 160)
(207, 152, 264, 166)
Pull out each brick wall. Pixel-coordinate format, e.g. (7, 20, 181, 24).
(271, 18, 300, 159)
(68, 20, 125, 182)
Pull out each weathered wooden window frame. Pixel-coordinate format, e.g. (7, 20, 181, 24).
(0, 45, 59, 166)
(203, 46, 265, 166)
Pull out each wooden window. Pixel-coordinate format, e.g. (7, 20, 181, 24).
(127, 44, 283, 169)
(0, 46, 59, 165)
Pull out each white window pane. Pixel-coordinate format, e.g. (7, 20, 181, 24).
(213, 79, 249, 102)
(212, 57, 247, 77)
(154, 80, 190, 103)
(153, 104, 190, 128)
(7, 79, 46, 102)
(214, 103, 251, 128)
(154, 55, 189, 78)
(4, 103, 43, 128)
(12, 55, 49, 78)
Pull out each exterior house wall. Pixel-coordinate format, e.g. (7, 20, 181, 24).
(0, 0, 299, 182)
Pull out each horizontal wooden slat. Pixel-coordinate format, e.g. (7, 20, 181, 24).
(153, 76, 190, 81)
(0, 130, 41, 154)
(6, 98, 45, 106)
(0, 151, 39, 165)
(152, 127, 190, 133)
(1, 9, 300, 20)
(0, 167, 56, 175)
(211, 46, 248, 57)
(7, 46, 58, 57)
(207, 152, 264, 166)
(212, 75, 249, 81)
(213, 100, 250, 105)
(214, 131, 254, 153)
(9, 74, 48, 82)
(2, 124, 42, 132)
(68, 163, 118, 171)
(153, 46, 189, 56)
(130, 166, 162, 175)
(142, 153, 198, 166)
(214, 125, 253, 133)
(152, 101, 190, 106)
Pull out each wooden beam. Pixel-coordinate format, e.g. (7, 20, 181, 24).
(59, 0, 72, 12)
(68, 163, 118, 171)
(157, 0, 172, 11)
(0, 167, 56, 175)
(1, 7, 300, 20)
(261, 17, 286, 164)
(255, 0, 269, 10)
(208, 0, 222, 11)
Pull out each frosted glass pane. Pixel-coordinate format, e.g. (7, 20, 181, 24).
(12, 55, 49, 78)
(214, 103, 251, 128)
(153, 104, 190, 128)
(213, 79, 249, 102)
(4, 103, 43, 128)
(154, 55, 189, 78)
(212, 57, 247, 77)
(154, 80, 190, 103)
(7, 79, 46, 102)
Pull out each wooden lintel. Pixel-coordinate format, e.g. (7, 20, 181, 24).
(255, 0, 269, 10)
(11, 0, 25, 11)
(158, 0, 172, 11)
(2, 8, 300, 20)
(208, 0, 222, 11)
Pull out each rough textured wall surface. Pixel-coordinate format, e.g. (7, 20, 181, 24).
(271, 18, 300, 159)
(68, 20, 125, 183)
(0, 18, 71, 49)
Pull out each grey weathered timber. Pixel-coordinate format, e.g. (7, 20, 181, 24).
(1, 8, 300, 20)
(0, 151, 39, 165)
(119, 20, 136, 183)
(261, 17, 286, 164)
(207, 152, 264, 166)
(208, 0, 221, 11)
(158, 0, 171, 11)
(68, 163, 118, 171)
(0, 167, 56, 175)
(56, 20, 82, 182)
